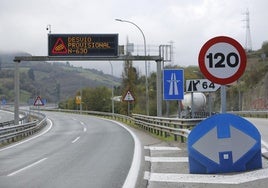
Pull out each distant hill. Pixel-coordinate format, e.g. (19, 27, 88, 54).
(1, 51, 267, 111)
(0, 52, 121, 104)
(213, 51, 268, 111)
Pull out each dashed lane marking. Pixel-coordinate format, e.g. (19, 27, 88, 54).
(71, 136, 80, 144)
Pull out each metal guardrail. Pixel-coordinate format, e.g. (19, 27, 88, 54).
(231, 111, 268, 118)
(1, 108, 266, 147)
(0, 112, 47, 145)
(132, 114, 203, 142)
(45, 109, 203, 142)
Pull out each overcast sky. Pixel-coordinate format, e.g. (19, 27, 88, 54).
(0, 0, 267, 76)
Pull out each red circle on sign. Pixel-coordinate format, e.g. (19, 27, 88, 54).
(198, 36, 247, 85)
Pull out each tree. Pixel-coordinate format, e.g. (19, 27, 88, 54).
(120, 59, 139, 115)
(81, 87, 111, 112)
(28, 68, 35, 81)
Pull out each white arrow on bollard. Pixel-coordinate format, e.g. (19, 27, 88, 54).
(192, 125, 256, 164)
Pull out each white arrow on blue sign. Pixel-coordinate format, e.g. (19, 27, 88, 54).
(188, 113, 262, 174)
(192, 125, 256, 164)
(163, 69, 184, 100)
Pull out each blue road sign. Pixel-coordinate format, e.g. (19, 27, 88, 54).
(163, 69, 184, 100)
(1, 99, 6, 105)
(188, 113, 262, 174)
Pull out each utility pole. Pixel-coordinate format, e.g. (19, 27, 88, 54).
(14, 60, 20, 125)
(243, 9, 252, 52)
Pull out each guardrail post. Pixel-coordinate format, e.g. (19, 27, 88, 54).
(174, 124, 178, 141)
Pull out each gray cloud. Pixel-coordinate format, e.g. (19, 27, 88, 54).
(0, 0, 267, 76)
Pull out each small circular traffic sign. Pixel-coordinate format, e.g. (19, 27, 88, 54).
(198, 36, 247, 85)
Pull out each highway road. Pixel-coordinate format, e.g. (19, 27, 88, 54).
(247, 118, 268, 153)
(0, 111, 268, 188)
(0, 110, 14, 123)
(0, 111, 139, 188)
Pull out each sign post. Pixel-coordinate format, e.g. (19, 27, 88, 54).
(163, 69, 184, 118)
(123, 90, 135, 116)
(186, 79, 220, 116)
(34, 96, 44, 106)
(48, 34, 118, 57)
(186, 79, 220, 92)
(189, 36, 261, 174)
(163, 69, 184, 100)
(198, 36, 247, 113)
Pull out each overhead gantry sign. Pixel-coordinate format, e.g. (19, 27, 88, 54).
(48, 34, 119, 57)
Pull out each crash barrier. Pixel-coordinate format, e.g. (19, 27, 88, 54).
(0, 111, 47, 145)
(231, 111, 268, 118)
(45, 109, 203, 142)
(132, 114, 203, 142)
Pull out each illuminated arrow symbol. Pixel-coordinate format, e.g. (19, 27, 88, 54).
(192, 125, 256, 164)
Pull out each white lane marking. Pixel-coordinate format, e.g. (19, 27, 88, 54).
(145, 156, 188, 163)
(0, 119, 53, 152)
(72, 136, 80, 143)
(107, 119, 141, 188)
(7, 158, 47, 177)
(144, 168, 268, 184)
(144, 171, 151, 180)
(80, 121, 87, 132)
(144, 146, 181, 151)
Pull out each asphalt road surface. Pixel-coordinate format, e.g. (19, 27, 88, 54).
(1, 111, 268, 188)
(247, 118, 268, 145)
(0, 110, 14, 123)
(0, 111, 136, 188)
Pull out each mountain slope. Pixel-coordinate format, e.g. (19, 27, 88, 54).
(0, 52, 120, 104)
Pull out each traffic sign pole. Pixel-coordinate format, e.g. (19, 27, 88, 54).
(221, 85, 226, 113)
(191, 92, 194, 118)
(208, 93, 212, 116)
(14, 61, 20, 125)
(156, 60, 162, 117)
(128, 101, 130, 116)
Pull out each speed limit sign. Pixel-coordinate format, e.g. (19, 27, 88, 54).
(198, 36, 247, 85)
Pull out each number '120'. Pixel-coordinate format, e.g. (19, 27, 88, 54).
(206, 52, 239, 68)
